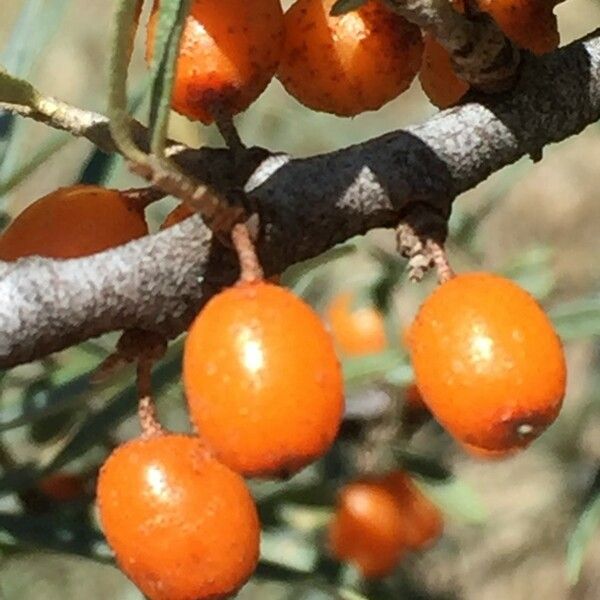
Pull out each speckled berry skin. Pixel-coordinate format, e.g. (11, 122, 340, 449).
(277, 0, 423, 116)
(0, 185, 148, 261)
(409, 273, 566, 452)
(476, 0, 559, 55)
(97, 435, 260, 600)
(183, 281, 344, 478)
(146, 0, 284, 123)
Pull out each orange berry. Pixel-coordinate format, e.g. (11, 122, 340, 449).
(459, 440, 517, 460)
(38, 473, 87, 502)
(183, 281, 344, 477)
(146, 0, 284, 124)
(328, 480, 407, 578)
(159, 202, 196, 230)
(410, 272, 566, 452)
(277, 0, 423, 116)
(419, 34, 469, 108)
(380, 471, 443, 550)
(476, 0, 559, 55)
(0, 185, 148, 261)
(325, 292, 386, 356)
(97, 435, 260, 600)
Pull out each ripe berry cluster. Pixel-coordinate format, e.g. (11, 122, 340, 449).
(144, 0, 561, 121)
(0, 181, 567, 596)
(0, 1, 569, 595)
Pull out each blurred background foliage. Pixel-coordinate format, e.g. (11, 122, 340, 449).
(2, 1, 600, 598)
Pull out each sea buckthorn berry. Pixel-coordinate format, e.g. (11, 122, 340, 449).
(326, 292, 387, 356)
(475, 0, 559, 55)
(146, 0, 284, 124)
(328, 480, 407, 578)
(0, 185, 149, 261)
(380, 471, 443, 550)
(419, 33, 469, 109)
(459, 440, 518, 461)
(277, 0, 423, 116)
(183, 281, 344, 477)
(159, 202, 195, 230)
(97, 435, 260, 600)
(409, 272, 566, 452)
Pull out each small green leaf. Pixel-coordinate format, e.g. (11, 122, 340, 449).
(0, 369, 94, 433)
(78, 77, 148, 185)
(0, 133, 68, 195)
(47, 349, 181, 473)
(0, 69, 39, 107)
(566, 491, 600, 585)
(330, 0, 367, 16)
(148, 0, 191, 156)
(108, 0, 147, 163)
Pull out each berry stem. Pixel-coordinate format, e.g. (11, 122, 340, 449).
(215, 113, 246, 159)
(136, 359, 164, 438)
(231, 222, 264, 284)
(427, 239, 455, 283)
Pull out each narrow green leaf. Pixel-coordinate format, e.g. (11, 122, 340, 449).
(566, 491, 600, 584)
(0, 0, 70, 168)
(148, 0, 191, 156)
(0, 369, 95, 433)
(79, 77, 149, 185)
(47, 350, 181, 473)
(0, 133, 68, 195)
(0, 347, 182, 496)
(1, 0, 70, 75)
(108, 0, 147, 163)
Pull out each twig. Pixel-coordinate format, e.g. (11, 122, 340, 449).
(383, 0, 520, 92)
(1, 30, 600, 368)
(136, 359, 164, 439)
(231, 222, 264, 283)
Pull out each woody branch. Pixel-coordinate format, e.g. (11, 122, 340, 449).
(0, 29, 598, 368)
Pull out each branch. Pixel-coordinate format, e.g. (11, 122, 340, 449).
(1, 30, 600, 369)
(383, 0, 520, 92)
